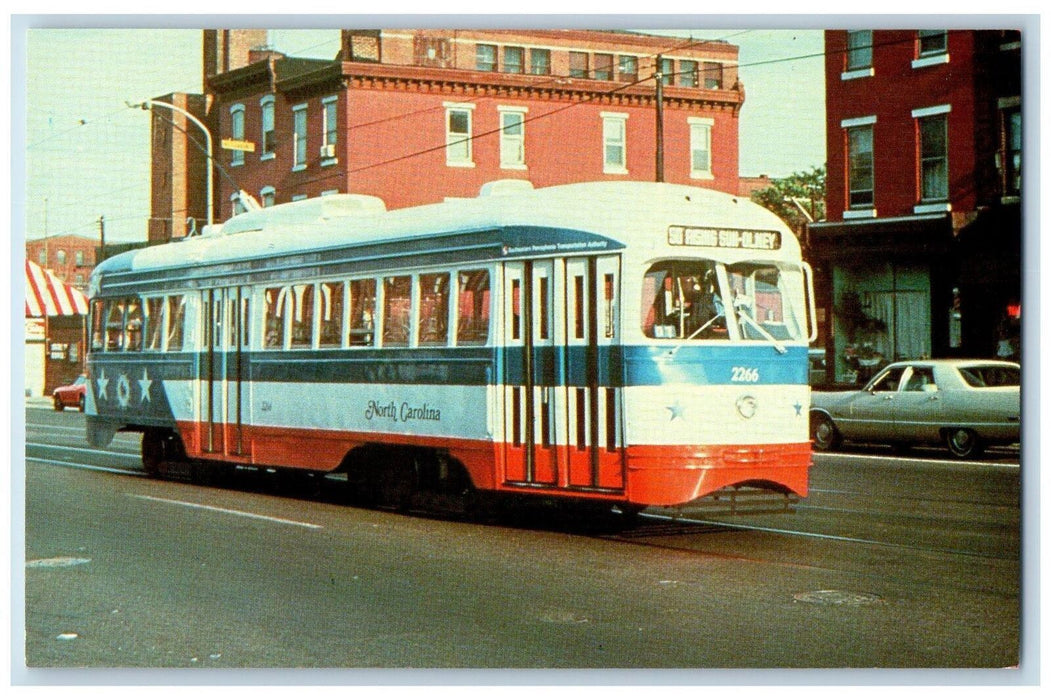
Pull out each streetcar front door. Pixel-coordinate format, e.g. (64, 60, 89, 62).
(502, 256, 624, 491)
(201, 286, 251, 458)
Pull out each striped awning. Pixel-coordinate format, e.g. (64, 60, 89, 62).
(25, 259, 89, 317)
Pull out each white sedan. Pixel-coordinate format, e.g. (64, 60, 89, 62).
(810, 359, 1021, 459)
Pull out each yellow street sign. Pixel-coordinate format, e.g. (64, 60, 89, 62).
(222, 139, 256, 152)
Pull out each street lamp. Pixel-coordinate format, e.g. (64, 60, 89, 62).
(132, 99, 214, 230)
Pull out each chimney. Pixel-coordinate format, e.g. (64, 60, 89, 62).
(203, 29, 270, 83)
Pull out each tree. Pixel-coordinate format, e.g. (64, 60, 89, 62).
(750, 165, 826, 235)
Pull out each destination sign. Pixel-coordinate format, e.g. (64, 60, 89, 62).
(668, 225, 781, 251)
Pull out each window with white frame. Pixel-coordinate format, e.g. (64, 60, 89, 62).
(445, 102, 475, 166)
(846, 30, 873, 71)
(321, 95, 338, 163)
(688, 117, 713, 178)
(260, 95, 275, 159)
(602, 112, 628, 173)
(231, 193, 248, 216)
(914, 105, 950, 203)
(846, 120, 875, 209)
(260, 186, 275, 208)
(230, 104, 245, 166)
(913, 30, 950, 68)
(292, 104, 308, 170)
(498, 107, 527, 169)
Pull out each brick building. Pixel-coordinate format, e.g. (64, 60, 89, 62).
(24, 234, 98, 289)
(809, 29, 1022, 383)
(149, 28, 744, 240)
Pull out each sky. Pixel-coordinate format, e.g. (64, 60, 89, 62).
(17, 23, 826, 246)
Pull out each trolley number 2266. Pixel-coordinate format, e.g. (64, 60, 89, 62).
(731, 366, 760, 383)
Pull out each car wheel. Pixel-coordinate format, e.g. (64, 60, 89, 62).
(53, 395, 63, 411)
(810, 412, 841, 451)
(78, 395, 85, 412)
(945, 428, 984, 459)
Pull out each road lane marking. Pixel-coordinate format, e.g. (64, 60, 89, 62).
(129, 494, 323, 530)
(26, 442, 141, 461)
(26, 456, 144, 476)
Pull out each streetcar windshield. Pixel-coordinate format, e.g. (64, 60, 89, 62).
(642, 260, 806, 343)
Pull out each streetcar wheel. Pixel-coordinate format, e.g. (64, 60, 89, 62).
(945, 428, 984, 459)
(810, 412, 841, 451)
(142, 429, 186, 477)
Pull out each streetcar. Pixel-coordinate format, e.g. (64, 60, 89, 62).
(85, 180, 816, 515)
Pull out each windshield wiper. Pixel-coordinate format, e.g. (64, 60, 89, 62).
(735, 308, 788, 354)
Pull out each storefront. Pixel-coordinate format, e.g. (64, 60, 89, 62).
(24, 258, 88, 397)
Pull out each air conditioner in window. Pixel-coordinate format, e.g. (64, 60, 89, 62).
(319, 144, 336, 159)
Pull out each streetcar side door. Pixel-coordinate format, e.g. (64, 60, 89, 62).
(200, 286, 252, 458)
(502, 256, 625, 492)
(502, 260, 559, 485)
(564, 255, 625, 490)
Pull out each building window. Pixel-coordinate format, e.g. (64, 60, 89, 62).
(445, 102, 475, 166)
(569, 51, 589, 79)
(504, 46, 524, 74)
(1002, 105, 1021, 197)
(292, 104, 307, 170)
(260, 95, 275, 159)
(498, 107, 527, 169)
(659, 58, 674, 86)
(260, 186, 276, 208)
(321, 95, 338, 163)
(618, 55, 638, 82)
(231, 193, 248, 216)
(846, 30, 873, 71)
(679, 60, 698, 88)
(594, 53, 614, 80)
(703, 61, 723, 89)
(38, 249, 46, 265)
(688, 117, 713, 179)
(846, 123, 875, 208)
(56, 249, 67, 265)
(602, 112, 628, 173)
(530, 49, 551, 75)
(476, 44, 497, 71)
(915, 107, 950, 202)
(75, 250, 85, 266)
(230, 104, 245, 166)
(913, 30, 950, 68)
(918, 30, 947, 56)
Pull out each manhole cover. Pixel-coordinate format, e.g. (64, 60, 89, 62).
(26, 557, 91, 569)
(793, 590, 883, 605)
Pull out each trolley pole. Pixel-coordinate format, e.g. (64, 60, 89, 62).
(134, 99, 214, 230)
(655, 55, 665, 183)
(98, 215, 105, 262)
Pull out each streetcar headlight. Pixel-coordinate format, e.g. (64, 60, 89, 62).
(736, 395, 758, 419)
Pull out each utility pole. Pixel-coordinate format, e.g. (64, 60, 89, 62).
(98, 215, 105, 263)
(655, 55, 665, 183)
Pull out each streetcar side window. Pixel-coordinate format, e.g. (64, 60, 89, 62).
(104, 299, 126, 351)
(145, 297, 165, 351)
(290, 283, 315, 349)
(456, 269, 490, 345)
(383, 275, 412, 347)
(124, 299, 143, 352)
(348, 278, 376, 347)
(418, 272, 450, 346)
(90, 299, 105, 351)
(319, 281, 345, 348)
(264, 287, 287, 349)
(167, 295, 186, 351)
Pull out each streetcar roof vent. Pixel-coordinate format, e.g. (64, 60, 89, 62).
(478, 179, 534, 197)
(217, 194, 387, 236)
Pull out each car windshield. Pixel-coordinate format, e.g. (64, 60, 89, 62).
(958, 365, 1020, 388)
(641, 260, 806, 343)
(74, 376, 87, 386)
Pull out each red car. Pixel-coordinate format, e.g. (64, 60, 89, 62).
(53, 374, 88, 412)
